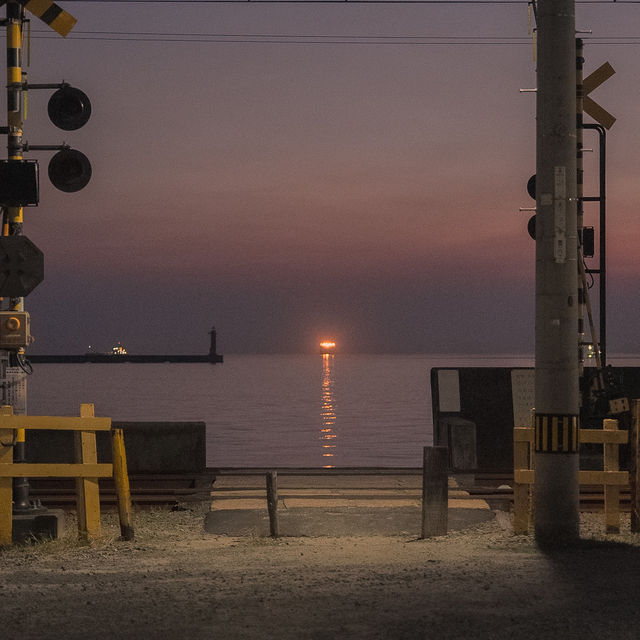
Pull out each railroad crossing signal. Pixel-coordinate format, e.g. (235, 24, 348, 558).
(524, 60, 615, 239)
(0, 1, 77, 37)
(1, 0, 86, 301)
(2, 1, 91, 194)
(583, 62, 616, 130)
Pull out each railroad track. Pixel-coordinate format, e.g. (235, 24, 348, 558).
(27, 472, 216, 508)
(23, 469, 632, 511)
(211, 469, 632, 513)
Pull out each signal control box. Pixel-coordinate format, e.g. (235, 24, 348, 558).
(0, 311, 31, 349)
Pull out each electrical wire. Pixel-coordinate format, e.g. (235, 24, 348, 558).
(32, 31, 536, 38)
(584, 259, 595, 289)
(28, 35, 538, 44)
(25, 28, 640, 45)
(16, 352, 33, 376)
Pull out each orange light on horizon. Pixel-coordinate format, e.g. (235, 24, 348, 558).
(319, 340, 336, 351)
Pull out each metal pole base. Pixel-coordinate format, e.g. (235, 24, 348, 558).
(12, 494, 48, 515)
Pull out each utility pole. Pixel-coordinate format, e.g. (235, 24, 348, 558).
(534, 0, 581, 546)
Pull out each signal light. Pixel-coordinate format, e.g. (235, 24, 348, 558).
(47, 86, 91, 131)
(526, 174, 536, 239)
(48, 148, 92, 192)
(527, 175, 536, 200)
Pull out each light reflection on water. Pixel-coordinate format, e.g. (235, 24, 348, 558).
(320, 353, 337, 467)
(26, 354, 640, 468)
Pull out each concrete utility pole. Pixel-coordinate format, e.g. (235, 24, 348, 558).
(534, 0, 581, 545)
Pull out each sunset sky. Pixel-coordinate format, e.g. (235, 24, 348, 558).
(7, 0, 640, 354)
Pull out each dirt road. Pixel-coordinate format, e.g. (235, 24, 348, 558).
(1, 507, 640, 639)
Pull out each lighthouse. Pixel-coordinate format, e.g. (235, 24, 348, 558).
(209, 327, 223, 363)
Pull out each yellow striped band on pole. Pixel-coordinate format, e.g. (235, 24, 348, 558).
(24, 0, 77, 37)
(7, 21, 22, 113)
(535, 414, 579, 453)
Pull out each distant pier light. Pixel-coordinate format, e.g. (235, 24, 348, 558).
(319, 340, 336, 354)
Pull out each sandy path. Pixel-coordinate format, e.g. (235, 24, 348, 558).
(2, 506, 640, 640)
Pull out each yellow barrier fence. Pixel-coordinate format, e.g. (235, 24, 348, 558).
(514, 418, 629, 534)
(0, 403, 133, 545)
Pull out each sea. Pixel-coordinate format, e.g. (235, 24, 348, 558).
(24, 353, 640, 469)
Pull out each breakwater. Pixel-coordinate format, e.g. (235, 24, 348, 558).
(28, 353, 223, 364)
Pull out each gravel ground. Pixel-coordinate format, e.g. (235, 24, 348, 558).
(2, 506, 640, 640)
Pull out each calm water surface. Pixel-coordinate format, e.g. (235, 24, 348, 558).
(26, 353, 640, 468)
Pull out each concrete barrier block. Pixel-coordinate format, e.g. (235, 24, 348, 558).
(24, 421, 206, 474)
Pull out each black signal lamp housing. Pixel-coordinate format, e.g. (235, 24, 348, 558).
(527, 175, 536, 200)
(48, 148, 92, 192)
(527, 215, 536, 240)
(48, 86, 92, 131)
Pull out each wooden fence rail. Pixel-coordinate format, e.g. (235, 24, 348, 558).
(0, 403, 133, 545)
(514, 419, 629, 534)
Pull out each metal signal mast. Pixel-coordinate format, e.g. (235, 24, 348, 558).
(0, 0, 91, 523)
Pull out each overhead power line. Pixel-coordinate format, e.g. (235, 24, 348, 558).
(30, 30, 535, 43)
(26, 28, 640, 45)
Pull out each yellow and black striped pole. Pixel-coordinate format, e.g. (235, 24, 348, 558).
(6, 1, 24, 232)
(5, 1, 28, 511)
(3, 1, 79, 524)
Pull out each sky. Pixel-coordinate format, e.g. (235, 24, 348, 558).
(4, 0, 640, 354)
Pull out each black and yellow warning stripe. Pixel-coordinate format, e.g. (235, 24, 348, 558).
(6, 19, 22, 114)
(535, 413, 579, 453)
(23, 0, 77, 37)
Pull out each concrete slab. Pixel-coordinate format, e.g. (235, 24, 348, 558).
(206, 472, 494, 537)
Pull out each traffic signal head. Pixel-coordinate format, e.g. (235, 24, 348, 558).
(527, 215, 536, 240)
(48, 86, 91, 131)
(48, 148, 92, 192)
